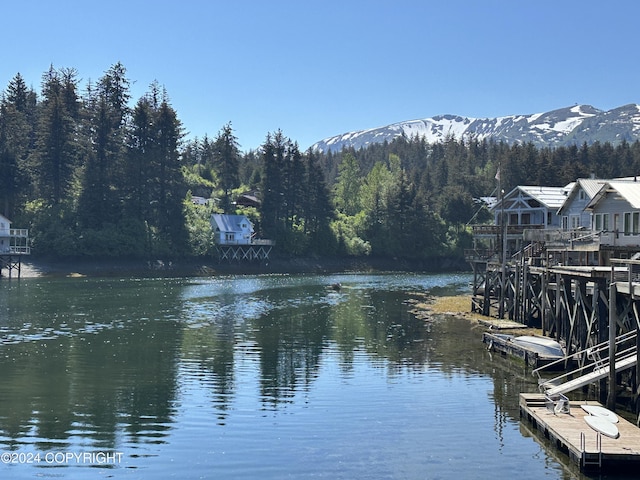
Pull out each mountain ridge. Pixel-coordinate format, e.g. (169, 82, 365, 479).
(311, 104, 640, 153)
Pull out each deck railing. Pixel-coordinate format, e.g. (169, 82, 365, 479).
(471, 224, 545, 236)
(0, 228, 30, 255)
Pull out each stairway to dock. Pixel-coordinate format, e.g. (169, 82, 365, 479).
(543, 353, 637, 396)
(536, 331, 638, 396)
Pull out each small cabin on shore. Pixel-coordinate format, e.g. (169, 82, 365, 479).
(210, 214, 254, 245)
(0, 214, 29, 255)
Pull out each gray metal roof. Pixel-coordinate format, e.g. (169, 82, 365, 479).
(588, 180, 640, 210)
(210, 214, 252, 232)
(578, 178, 608, 199)
(517, 186, 569, 209)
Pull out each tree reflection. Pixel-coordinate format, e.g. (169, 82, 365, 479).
(0, 278, 184, 450)
(252, 303, 331, 409)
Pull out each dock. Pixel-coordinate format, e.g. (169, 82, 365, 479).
(520, 393, 640, 471)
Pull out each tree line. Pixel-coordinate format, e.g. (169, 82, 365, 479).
(3, 63, 640, 261)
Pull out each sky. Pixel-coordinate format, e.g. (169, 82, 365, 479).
(1, 0, 639, 152)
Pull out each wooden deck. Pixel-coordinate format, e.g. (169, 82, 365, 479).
(520, 393, 640, 471)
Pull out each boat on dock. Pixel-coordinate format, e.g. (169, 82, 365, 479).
(483, 332, 569, 368)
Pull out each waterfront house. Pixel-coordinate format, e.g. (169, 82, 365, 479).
(494, 185, 568, 229)
(0, 214, 30, 256)
(557, 178, 606, 230)
(0, 214, 11, 253)
(584, 180, 640, 253)
(210, 214, 254, 245)
(472, 185, 568, 258)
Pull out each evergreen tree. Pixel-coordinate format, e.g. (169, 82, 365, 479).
(213, 122, 240, 212)
(302, 149, 334, 253)
(0, 73, 35, 218)
(154, 90, 188, 254)
(260, 130, 287, 239)
(0, 101, 21, 217)
(126, 94, 155, 223)
(77, 62, 131, 230)
(32, 66, 80, 205)
(283, 140, 304, 230)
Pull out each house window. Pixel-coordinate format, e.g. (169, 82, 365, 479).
(579, 190, 585, 201)
(509, 213, 518, 225)
(634, 212, 640, 234)
(562, 216, 569, 230)
(594, 213, 610, 231)
(521, 213, 531, 225)
(225, 233, 235, 242)
(570, 215, 580, 229)
(624, 212, 632, 235)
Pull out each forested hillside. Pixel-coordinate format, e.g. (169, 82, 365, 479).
(3, 63, 640, 262)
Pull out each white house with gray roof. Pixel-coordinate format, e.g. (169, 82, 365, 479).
(492, 185, 569, 229)
(557, 178, 606, 230)
(473, 185, 570, 259)
(210, 214, 254, 245)
(585, 180, 640, 248)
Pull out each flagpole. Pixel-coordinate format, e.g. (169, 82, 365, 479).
(497, 165, 506, 319)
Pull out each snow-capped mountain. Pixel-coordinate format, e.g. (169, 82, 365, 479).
(311, 104, 640, 153)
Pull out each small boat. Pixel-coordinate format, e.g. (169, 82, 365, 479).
(581, 404, 619, 423)
(584, 415, 620, 439)
(509, 335, 566, 359)
(484, 332, 567, 368)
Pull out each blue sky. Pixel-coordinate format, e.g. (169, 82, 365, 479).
(1, 0, 638, 151)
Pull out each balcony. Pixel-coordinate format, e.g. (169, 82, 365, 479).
(0, 228, 30, 255)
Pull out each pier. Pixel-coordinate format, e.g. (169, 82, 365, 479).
(213, 239, 274, 263)
(468, 251, 640, 409)
(468, 250, 640, 471)
(466, 178, 640, 471)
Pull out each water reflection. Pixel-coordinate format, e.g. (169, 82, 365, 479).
(0, 272, 591, 479)
(0, 278, 184, 452)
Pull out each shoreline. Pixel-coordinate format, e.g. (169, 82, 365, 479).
(422, 294, 542, 335)
(11, 255, 471, 279)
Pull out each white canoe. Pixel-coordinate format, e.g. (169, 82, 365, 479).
(581, 404, 619, 423)
(584, 415, 620, 439)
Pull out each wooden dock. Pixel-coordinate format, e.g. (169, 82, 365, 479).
(520, 393, 640, 471)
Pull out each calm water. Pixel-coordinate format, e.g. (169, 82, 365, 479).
(0, 271, 623, 479)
